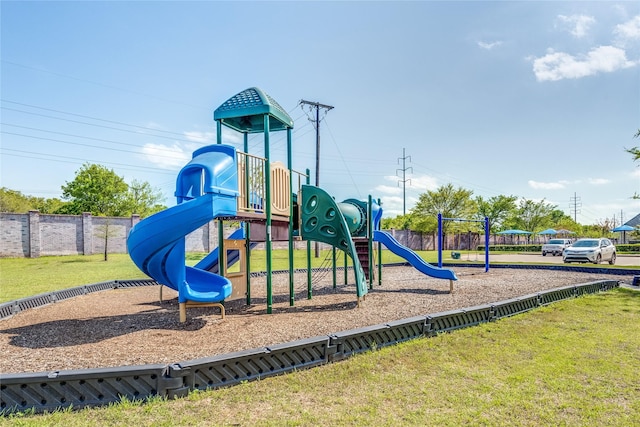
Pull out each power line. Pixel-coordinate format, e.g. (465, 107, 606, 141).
(1, 99, 195, 137)
(1, 126, 191, 159)
(1, 106, 203, 144)
(323, 117, 361, 198)
(0, 148, 177, 174)
(0, 61, 210, 111)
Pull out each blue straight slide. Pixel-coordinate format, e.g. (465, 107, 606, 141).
(194, 227, 259, 274)
(127, 144, 239, 304)
(373, 230, 458, 281)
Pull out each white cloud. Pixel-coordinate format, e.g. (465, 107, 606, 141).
(184, 131, 216, 144)
(631, 168, 640, 178)
(374, 184, 403, 196)
(528, 180, 566, 190)
(557, 14, 596, 38)
(378, 195, 420, 218)
(532, 46, 637, 81)
(587, 178, 610, 185)
(477, 40, 503, 50)
(376, 176, 427, 216)
(377, 174, 439, 194)
(614, 15, 640, 45)
(141, 143, 191, 169)
(405, 174, 439, 191)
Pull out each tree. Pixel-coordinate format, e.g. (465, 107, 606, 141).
(548, 209, 580, 232)
(475, 194, 518, 232)
(412, 183, 475, 247)
(60, 163, 128, 216)
(0, 188, 33, 213)
(34, 197, 66, 214)
(381, 213, 414, 230)
(508, 199, 556, 234)
(589, 218, 616, 237)
(0, 187, 66, 213)
(94, 219, 120, 261)
(60, 164, 165, 216)
(124, 180, 165, 217)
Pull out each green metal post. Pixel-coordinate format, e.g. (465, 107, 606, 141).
(305, 169, 312, 299)
(344, 251, 348, 285)
(216, 120, 225, 285)
(244, 133, 251, 305)
(264, 114, 273, 314)
(332, 246, 337, 289)
(287, 128, 295, 306)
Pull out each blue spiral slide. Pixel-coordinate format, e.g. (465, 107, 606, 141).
(127, 144, 239, 308)
(373, 230, 458, 281)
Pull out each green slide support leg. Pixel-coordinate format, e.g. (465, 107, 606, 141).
(300, 185, 368, 300)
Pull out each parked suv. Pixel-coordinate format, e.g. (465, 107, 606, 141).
(563, 238, 616, 264)
(541, 238, 572, 256)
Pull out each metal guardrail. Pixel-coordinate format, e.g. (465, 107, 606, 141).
(0, 277, 621, 415)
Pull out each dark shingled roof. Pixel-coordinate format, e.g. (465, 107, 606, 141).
(213, 87, 293, 133)
(625, 212, 640, 228)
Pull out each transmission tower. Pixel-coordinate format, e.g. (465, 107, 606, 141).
(396, 148, 412, 216)
(569, 192, 581, 222)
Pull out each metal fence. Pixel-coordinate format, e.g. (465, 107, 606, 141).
(0, 271, 623, 415)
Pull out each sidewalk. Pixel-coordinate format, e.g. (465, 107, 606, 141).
(487, 253, 640, 267)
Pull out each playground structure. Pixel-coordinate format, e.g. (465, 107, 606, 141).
(127, 87, 458, 322)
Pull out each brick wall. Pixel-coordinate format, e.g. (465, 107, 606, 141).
(1, 212, 486, 258)
(0, 212, 161, 258)
(0, 212, 248, 258)
(0, 213, 30, 257)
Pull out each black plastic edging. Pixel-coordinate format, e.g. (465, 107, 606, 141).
(0, 278, 622, 415)
(0, 364, 166, 414)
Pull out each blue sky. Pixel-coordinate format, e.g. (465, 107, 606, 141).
(1, 1, 639, 226)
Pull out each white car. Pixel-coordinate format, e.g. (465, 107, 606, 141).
(541, 238, 573, 256)
(563, 238, 616, 264)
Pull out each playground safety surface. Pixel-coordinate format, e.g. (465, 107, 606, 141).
(0, 266, 635, 374)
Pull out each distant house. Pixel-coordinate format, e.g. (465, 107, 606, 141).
(623, 213, 640, 244)
(626, 212, 640, 228)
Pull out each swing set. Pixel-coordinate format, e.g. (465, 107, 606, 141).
(436, 213, 490, 272)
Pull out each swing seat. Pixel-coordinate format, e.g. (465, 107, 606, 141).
(451, 251, 461, 260)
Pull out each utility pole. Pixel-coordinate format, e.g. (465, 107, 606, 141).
(299, 99, 334, 188)
(569, 192, 581, 223)
(299, 99, 334, 257)
(396, 148, 412, 217)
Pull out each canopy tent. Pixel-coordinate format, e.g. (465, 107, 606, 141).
(496, 229, 531, 245)
(556, 229, 576, 235)
(538, 228, 558, 235)
(612, 224, 636, 244)
(612, 225, 635, 232)
(496, 229, 532, 235)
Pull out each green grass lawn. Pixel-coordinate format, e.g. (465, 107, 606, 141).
(0, 249, 428, 303)
(2, 288, 638, 426)
(0, 248, 631, 303)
